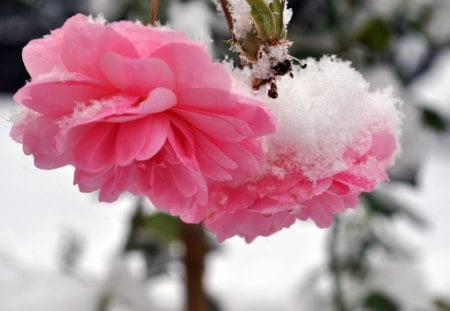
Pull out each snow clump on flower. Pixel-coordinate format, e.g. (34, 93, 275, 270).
(203, 56, 402, 242)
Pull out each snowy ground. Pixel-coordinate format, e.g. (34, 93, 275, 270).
(1, 66, 450, 310)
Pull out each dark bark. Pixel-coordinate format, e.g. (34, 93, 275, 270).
(182, 223, 207, 311)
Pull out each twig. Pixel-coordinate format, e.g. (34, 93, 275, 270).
(148, 0, 159, 26)
(329, 217, 348, 311)
(182, 223, 207, 311)
(218, 0, 235, 38)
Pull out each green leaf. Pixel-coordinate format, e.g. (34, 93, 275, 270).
(363, 291, 400, 311)
(363, 192, 427, 228)
(246, 0, 277, 42)
(422, 107, 448, 132)
(239, 31, 262, 62)
(434, 298, 450, 311)
(357, 18, 392, 51)
(269, 0, 286, 39)
(143, 212, 181, 243)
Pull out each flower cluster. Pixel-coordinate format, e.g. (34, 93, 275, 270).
(11, 14, 401, 242)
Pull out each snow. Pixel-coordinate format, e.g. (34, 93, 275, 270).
(426, 0, 450, 43)
(168, 0, 214, 52)
(0, 98, 133, 277)
(411, 49, 450, 117)
(1, 86, 450, 309)
(394, 34, 428, 75)
(1, 41, 450, 311)
(228, 0, 253, 39)
(253, 56, 401, 180)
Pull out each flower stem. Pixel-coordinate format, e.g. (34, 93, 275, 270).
(181, 223, 207, 311)
(148, 0, 159, 26)
(329, 217, 348, 311)
(218, 0, 235, 38)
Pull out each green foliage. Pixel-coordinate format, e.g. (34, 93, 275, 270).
(142, 211, 181, 244)
(245, 0, 288, 44)
(434, 298, 450, 311)
(421, 107, 448, 132)
(363, 291, 400, 311)
(363, 192, 427, 228)
(269, 0, 287, 39)
(59, 230, 83, 275)
(357, 18, 392, 52)
(247, 0, 276, 42)
(238, 32, 261, 62)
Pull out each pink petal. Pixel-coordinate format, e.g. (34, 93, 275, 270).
(136, 115, 171, 161)
(305, 201, 334, 228)
(113, 115, 170, 165)
(150, 43, 230, 91)
(137, 88, 177, 114)
(110, 21, 189, 57)
(21, 116, 71, 169)
(98, 166, 137, 202)
(230, 97, 277, 137)
(194, 132, 237, 170)
(74, 168, 113, 193)
(167, 124, 198, 170)
(365, 132, 397, 162)
(22, 28, 66, 78)
(177, 88, 236, 111)
(73, 123, 118, 172)
(14, 77, 113, 116)
(115, 117, 151, 166)
(174, 109, 253, 142)
(196, 150, 233, 181)
(335, 158, 387, 192)
(100, 53, 175, 94)
(61, 14, 138, 79)
(148, 164, 207, 223)
(168, 164, 199, 197)
(205, 210, 296, 243)
(218, 141, 262, 178)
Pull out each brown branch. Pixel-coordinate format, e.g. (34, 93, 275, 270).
(148, 0, 159, 26)
(182, 223, 207, 311)
(218, 0, 235, 38)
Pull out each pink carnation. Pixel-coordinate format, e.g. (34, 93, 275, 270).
(203, 58, 402, 242)
(11, 14, 275, 223)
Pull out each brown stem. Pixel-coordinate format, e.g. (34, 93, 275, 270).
(148, 0, 159, 26)
(329, 217, 348, 311)
(218, 0, 235, 38)
(182, 223, 207, 311)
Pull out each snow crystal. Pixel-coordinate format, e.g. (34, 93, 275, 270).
(283, 6, 293, 28)
(87, 14, 107, 25)
(252, 45, 291, 80)
(228, 0, 253, 39)
(168, 0, 214, 51)
(231, 55, 402, 180)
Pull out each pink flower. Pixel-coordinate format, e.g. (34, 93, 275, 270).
(204, 130, 398, 242)
(11, 14, 275, 223)
(201, 58, 402, 242)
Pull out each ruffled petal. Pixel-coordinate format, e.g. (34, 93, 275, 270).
(21, 115, 71, 169)
(150, 43, 230, 91)
(73, 123, 118, 172)
(14, 75, 113, 116)
(100, 53, 175, 94)
(61, 14, 138, 79)
(22, 28, 66, 78)
(110, 21, 189, 57)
